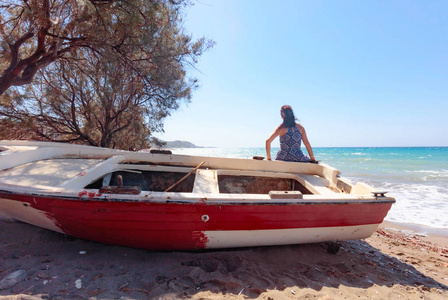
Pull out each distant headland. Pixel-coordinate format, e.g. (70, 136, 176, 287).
(163, 140, 204, 148)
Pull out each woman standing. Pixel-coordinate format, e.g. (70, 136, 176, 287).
(266, 105, 316, 162)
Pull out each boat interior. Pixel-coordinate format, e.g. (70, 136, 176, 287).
(0, 142, 377, 199)
(85, 166, 314, 195)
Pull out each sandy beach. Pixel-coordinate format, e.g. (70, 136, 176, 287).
(0, 216, 447, 300)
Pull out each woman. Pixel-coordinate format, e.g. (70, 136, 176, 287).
(266, 105, 316, 162)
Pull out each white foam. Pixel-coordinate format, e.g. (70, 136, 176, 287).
(375, 181, 448, 229)
(406, 169, 448, 175)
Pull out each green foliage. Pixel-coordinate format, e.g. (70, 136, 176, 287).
(0, 0, 214, 149)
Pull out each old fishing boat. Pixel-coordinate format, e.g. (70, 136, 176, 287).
(0, 140, 395, 250)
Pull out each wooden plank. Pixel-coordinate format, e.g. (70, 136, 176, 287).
(269, 191, 303, 199)
(193, 169, 219, 194)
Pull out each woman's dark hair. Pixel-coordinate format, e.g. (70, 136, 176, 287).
(281, 105, 296, 128)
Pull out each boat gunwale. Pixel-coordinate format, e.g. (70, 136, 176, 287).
(0, 187, 396, 206)
(0, 143, 341, 197)
(0, 141, 340, 179)
(0, 141, 395, 205)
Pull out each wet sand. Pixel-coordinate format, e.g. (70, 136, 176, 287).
(0, 216, 447, 299)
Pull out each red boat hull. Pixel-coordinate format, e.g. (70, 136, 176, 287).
(0, 191, 392, 250)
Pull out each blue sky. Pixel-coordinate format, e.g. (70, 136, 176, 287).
(157, 0, 448, 148)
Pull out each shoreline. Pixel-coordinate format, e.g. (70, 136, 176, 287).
(1, 217, 447, 299)
(381, 220, 448, 248)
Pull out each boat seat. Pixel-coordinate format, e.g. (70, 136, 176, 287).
(299, 174, 335, 195)
(193, 169, 219, 194)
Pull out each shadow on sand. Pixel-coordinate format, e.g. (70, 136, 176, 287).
(0, 219, 447, 299)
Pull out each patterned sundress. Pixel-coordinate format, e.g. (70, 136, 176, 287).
(275, 125, 311, 162)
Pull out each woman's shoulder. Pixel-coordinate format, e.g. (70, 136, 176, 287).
(295, 123, 306, 133)
(276, 124, 288, 135)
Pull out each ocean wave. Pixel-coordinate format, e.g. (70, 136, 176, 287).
(405, 169, 448, 174)
(347, 179, 448, 229)
(402, 169, 448, 183)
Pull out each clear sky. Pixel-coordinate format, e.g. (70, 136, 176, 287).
(157, 0, 448, 148)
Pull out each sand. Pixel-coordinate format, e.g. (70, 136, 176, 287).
(0, 216, 447, 300)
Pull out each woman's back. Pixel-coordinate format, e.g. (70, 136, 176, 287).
(276, 124, 310, 162)
(279, 125, 303, 151)
(266, 105, 315, 163)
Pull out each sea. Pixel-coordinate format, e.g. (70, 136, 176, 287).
(170, 147, 448, 235)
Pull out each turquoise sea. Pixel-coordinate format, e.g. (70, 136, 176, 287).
(170, 147, 448, 233)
